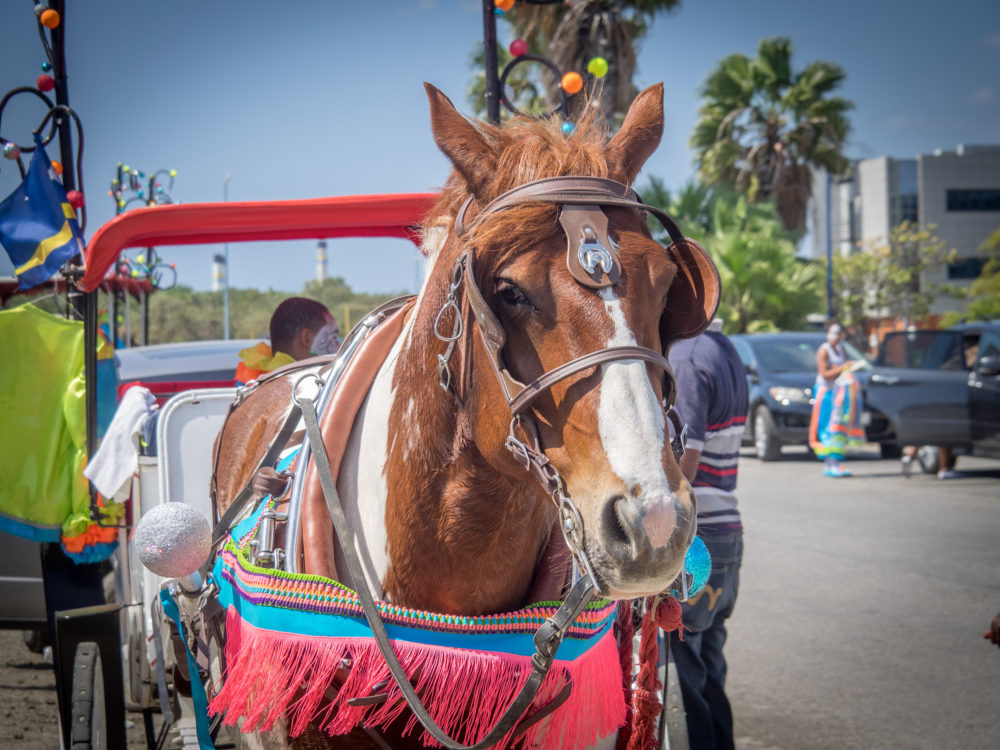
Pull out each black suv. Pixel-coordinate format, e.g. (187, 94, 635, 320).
(729, 332, 866, 461)
(864, 324, 1000, 462)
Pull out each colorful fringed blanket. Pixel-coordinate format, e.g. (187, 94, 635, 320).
(209, 498, 625, 748)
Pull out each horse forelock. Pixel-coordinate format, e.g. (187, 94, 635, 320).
(422, 105, 623, 280)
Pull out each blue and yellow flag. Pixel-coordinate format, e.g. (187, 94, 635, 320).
(0, 135, 84, 290)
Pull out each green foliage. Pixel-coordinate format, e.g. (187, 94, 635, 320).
(691, 37, 853, 231)
(641, 179, 823, 333)
(941, 226, 1000, 325)
(107, 277, 400, 346)
(832, 221, 956, 334)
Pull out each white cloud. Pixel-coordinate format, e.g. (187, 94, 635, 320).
(970, 88, 996, 104)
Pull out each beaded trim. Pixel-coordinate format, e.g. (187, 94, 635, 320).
(217, 541, 614, 640)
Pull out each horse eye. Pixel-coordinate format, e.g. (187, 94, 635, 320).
(497, 280, 531, 308)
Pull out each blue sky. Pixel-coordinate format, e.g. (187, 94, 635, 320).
(2, 0, 998, 294)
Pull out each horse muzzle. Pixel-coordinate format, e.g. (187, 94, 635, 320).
(589, 490, 694, 598)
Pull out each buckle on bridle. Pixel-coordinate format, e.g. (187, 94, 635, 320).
(437, 354, 452, 392)
(577, 226, 616, 275)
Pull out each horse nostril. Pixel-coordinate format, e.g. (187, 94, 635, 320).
(607, 494, 678, 553)
(603, 496, 632, 548)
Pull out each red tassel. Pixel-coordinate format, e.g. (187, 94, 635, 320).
(627, 599, 663, 750)
(655, 595, 684, 637)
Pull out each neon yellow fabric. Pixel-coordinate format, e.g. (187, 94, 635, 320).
(0, 304, 90, 540)
(238, 342, 294, 372)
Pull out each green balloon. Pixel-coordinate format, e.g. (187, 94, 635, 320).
(587, 57, 609, 78)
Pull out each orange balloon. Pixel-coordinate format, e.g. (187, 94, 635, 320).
(40, 9, 61, 29)
(561, 71, 583, 95)
(495, 0, 515, 10)
(52, 160, 64, 174)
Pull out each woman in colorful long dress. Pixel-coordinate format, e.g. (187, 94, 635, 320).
(809, 323, 864, 477)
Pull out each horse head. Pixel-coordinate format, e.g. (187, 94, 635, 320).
(379, 84, 717, 611)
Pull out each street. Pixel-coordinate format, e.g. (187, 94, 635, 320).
(728, 446, 1000, 750)
(0, 448, 996, 748)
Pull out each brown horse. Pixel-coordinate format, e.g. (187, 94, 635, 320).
(212, 82, 715, 748)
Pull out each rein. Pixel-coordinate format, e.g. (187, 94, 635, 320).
(296, 383, 599, 750)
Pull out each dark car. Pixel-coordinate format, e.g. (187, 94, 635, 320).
(729, 333, 867, 461)
(863, 324, 1000, 463)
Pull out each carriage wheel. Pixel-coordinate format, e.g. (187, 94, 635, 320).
(70, 642, 108, 749)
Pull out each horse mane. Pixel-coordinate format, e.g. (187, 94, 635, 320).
(422, 103, 624, 277)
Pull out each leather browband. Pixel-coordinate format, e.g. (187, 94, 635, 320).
(454, 176, 684, 244)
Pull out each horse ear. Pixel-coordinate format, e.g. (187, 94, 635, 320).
(425, 83, 496, 198)
(607, 83, 664, 184)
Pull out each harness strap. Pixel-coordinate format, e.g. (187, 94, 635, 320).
(199, 401, 302, 579)
(508, 345, 675, 416)
(298, 390, 596, 750)
(455, 176, 683, 245)
(210, 355, 334, 515)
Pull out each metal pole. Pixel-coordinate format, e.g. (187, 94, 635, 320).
(826, 170, 835, 321)
(223, 174, 231, 339)
(482, 0, 501, 125)
(142, 284, 149, 345)
(43, 7, 118, 750)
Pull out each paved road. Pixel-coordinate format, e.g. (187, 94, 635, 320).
(0, 447, 995, 748)
(726, 446, 1000, 750)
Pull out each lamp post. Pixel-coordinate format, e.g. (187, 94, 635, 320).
(826, 171, 835, 322)
(223, 173, 231, 339)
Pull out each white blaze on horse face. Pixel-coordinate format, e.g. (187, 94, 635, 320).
(596, 288, 676, 550)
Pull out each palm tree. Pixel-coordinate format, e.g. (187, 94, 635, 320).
(473, 0, 681, 125)
(690, 37, 852, 232)
(707, 195, 822, 332)
(641, 180, 823, 332)
(641, 177, 715, 237)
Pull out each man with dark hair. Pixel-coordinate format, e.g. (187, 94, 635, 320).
(235, 297, 340, 384)
(668, 318, 749, 750)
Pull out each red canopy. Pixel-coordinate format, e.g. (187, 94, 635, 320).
(80, 193, 439, 292)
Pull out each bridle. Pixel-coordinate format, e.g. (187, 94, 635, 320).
(292, 174, 719, 750)
(434, 175, 720, 596)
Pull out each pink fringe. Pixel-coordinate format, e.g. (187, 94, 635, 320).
(209, 606, 625, 749)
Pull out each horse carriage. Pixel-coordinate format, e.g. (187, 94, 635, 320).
(66, 83, 719, 749)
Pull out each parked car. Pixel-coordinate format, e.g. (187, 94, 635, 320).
(729, 332, 867, 461)
(863, 323, 1000, 465)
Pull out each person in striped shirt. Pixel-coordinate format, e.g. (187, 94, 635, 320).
(668, 318, 749, 750)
